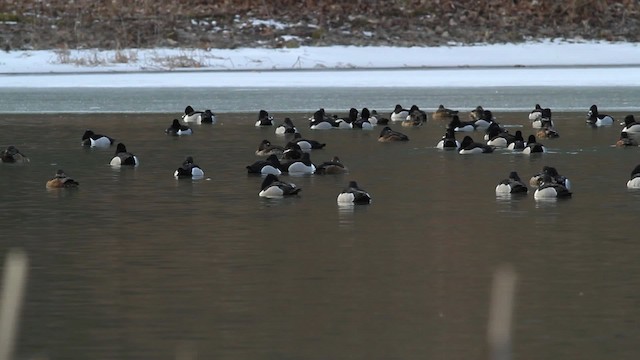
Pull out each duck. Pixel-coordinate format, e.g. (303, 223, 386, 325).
(279, 152, 316, 174)
(81, 130, 115, 147)
(534, 174, 572, 199)
(246, 154, 282, 175)
(255, 109, 274, 127)
(536, 126, 560, 139)
(447, 115, 477, 132)
(166, 119, 193, 136)
(458, 135, 494, 154)
(368, 110, 389, 125)
(436, 128, 460, 149)
(486, 125, 517, 148)
(616, 132, 638, 147)
(109, 143, 139, 166)
(291, 132, 326, 151)
(586, 104, 614, 127)
(469, 106, 485, 121)
(337, 181, 372, 204)
(535, 108, 559, 138)
(1, 145, 29, 163)
(529, 104, 543, 124)
(495, 171, 529, 195)
(309, 108, 336, 130)
(332, 108, 358, 129)
(378, 126, 409, 142)
(182, 105, 216, 124)
(507, 131, 526, 150)
(174, 156, 204, 178)
(483, 121, 507, 141)
(282, 142, 304, 160)
(259, 174, 301, 198)
(432, 104, 458, 122)
(275, 117, 298, 135)
(532, 107, 554, 129)
(316, 156, 349, 174)
(352, 108, 374, 130)
(621, 114, 640, 133)
(529, 166, 571, 190)
(522, 135, 546, 154)
(472, 110, 495, 129)
(402, 105, 427, 127)
(390, 104, 410, 122)
(46, 169, 79, 188)
(627, 164, 640, 189)
(255, 139, 285, 156)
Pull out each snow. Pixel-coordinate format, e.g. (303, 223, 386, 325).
(1, 40, 639, 88)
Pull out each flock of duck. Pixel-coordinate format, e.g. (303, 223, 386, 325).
(3, 103, 640, 200)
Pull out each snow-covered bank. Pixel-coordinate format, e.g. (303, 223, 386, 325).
(1, 41, 639, 88)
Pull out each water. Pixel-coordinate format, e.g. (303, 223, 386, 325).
(2, 96, 640, 359)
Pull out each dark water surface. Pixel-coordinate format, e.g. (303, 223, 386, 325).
(2, 109, 640, 360)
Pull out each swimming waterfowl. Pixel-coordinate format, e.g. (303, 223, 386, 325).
(616, 132, 639, 147)
(587, 104, 614, 127)
(174, 156, 204, 178)
(315, 156, 349, 174)
(469, 106, 485, 121)
(109, 143, 139, 166)
(529, 166, 571, 190)
(486, 125, 517, 148)
(627, 164, 640, 189)
(279, 152, 316, 174)
(522, 135, 546, 154)
(46, 169, 79, 188)
(259, 174, 301, 198)
(472, 110, 495, 129)
(483, 121, 507, 141)
(378, 126, 409, 142)
(332, 108, 358, 129)
(507, 131, 526, 150)
(337, 181, 372, 204)
(402, 105, 427, 127)
(532, 107, 554, 129)
(246, 154, 282, 175)
(436, 128, 459, 149)
(282, 142, 304, 160)
(291, 132, 326, 151)
(166, 119, 193, 136)
(275, 117, 298, 135)
(369, 109, 389, 125)
(182, 105, 216, 124)
(352, 108, 374, 130)
(81, 130, 115, 147)
(390, 104, 410, 122)
(621, 114, 640, 133)
(255, 139, 285, 156)
(432, 104, 458, 122)
(534, 174, 572, 199)
(448, 115, 477, 132)
(1, 145, 29, 163)
(495, 171, 528, 195)
(529, 104, 543, 124)
(255, 109, 274, 126)
(458, 135, 493, 154)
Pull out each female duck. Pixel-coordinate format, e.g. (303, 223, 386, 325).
(587, 104, 614, 127)
(166, 119, 193, 136)
(1, 146, 29, 163)
(81, 130, 115, 147)
(255, 139, 285, 156)
(627, 164, 640, 189)
(616, 132, 638, 147)
(110, 143, 139, 166)
(432, 104, 458, 122)
(534, 174, 572, 200)
(182, 105, 216, 124)
(378, 126, 409, 142)
(174, 156, 204, 178)
(390, 104, 410, 122)
(259, 174, 301, 198)
(255, 109, 274, 127)
(316, 156, 349, 174)
(436, 128, 459, 150)
(402, 105, 427, 127)
(337, 181, 372, 204)
(529, 166, 571, 190)
(522, 135, 546, 154)
(458, 135, 493, 154)
(621, 115, 640, 133)
(495, 171, 528, 195)
(246, 154, 282, 175)
(46, 169, 79, 188)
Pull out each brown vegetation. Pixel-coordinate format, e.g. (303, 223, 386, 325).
(1, 0, 639, 51)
